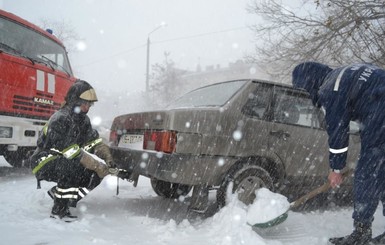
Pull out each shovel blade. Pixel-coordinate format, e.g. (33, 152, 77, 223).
(248, 211, 289, 228)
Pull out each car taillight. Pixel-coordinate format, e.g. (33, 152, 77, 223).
(143, 130, 177, 153)
(109, 130, 118, 146)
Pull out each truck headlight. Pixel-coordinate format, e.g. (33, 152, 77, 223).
(0, 126, 12, 138)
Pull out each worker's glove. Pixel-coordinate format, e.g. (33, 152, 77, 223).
(94, 142, 115, 168)
(107, 160, 117, 168)
(79, 149, 109, 178)
(108, 168, 132, 180)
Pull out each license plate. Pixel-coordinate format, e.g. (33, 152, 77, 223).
(118, 134, 144, 149)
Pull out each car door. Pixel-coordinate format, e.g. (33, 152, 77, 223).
(268, 86, 330, 177)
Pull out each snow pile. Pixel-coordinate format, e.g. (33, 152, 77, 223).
(149, 190, 272, 245)
(205, 196, 269, 245)
(246, 188, 290, 225)
(190, 188, 290, 244)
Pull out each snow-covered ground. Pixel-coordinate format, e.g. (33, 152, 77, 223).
(0, 156, 384, 245)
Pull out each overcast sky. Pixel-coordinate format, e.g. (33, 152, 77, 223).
(1, 0, 260, 93)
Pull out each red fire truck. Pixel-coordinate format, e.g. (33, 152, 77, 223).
(0, 10, 76, 167)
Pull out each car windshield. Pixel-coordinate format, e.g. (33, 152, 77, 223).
(0, 15, 73, 75)
(167, 80, 247, 109)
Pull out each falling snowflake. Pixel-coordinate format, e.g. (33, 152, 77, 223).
(142, 153, 149, 160)
(232, 130, 242, 141)
(218, 158, 225, 166)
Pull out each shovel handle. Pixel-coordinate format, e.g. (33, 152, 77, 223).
(290, 168, 354, 209)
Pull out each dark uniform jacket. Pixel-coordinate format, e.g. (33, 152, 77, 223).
(31, 104, 99, 182)
(37, 105, 98, 151)
(294, 63, 385, 171)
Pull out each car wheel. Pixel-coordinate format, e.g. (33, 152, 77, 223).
(216, 165, 274, 208)
(150, 178, 192, 199)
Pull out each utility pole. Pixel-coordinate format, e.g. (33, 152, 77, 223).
(145, 36, 151, 92)
(145, 23, 166, 92)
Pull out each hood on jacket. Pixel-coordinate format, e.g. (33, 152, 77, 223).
(292, 62, 332, 106)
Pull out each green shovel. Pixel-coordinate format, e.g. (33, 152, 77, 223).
(249, 169, 353, 228)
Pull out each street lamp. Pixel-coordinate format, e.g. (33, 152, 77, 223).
(145, 23, 167, 92)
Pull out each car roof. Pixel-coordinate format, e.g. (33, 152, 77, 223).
(182, 79, 298, 98)
(249, 78, 293, 88)
(205, 78, 294, 90)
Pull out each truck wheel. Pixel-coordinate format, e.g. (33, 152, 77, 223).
(216, 165, 274, 208)
(3, 148, 31, 168)
(150, 178, 192, 199)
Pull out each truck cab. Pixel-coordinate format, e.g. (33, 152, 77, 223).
(0, 10, 76, 166)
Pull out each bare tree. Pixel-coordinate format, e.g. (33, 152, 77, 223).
(246, 0, 385, 81)
(39, 18, 80, 54)
(150, 52, 187, 107)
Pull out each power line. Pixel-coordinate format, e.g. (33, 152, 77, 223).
(78, 43, 146, 67)
(78, 26, 249, 67)
(153, 26, 249, 44)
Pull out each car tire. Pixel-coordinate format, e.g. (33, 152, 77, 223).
(216, 164, 274, 208)
(150, 178, 192, 199)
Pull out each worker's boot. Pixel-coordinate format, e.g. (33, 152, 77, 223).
(50, 198, 77, 222)
(47, 186, 57, 200)
(329, 221, 372, 245)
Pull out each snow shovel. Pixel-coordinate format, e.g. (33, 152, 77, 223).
(250, 169, 354, 228)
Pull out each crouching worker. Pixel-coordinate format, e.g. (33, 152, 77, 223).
(30, 80, 130, 222)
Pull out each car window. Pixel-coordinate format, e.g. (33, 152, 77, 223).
(242, 83, 271, 119)
(273, 88, 322, 128)
(167, 80, 247, 109)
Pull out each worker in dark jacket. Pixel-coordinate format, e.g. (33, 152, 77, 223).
(31, 80, 128, 222)
(292, 62, 385, 245)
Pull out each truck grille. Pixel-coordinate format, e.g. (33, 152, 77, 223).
(12, 94, 61, 119)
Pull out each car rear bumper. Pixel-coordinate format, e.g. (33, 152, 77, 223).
(110, 147, 237, 186)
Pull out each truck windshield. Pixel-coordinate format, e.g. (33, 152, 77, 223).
(168, 80, 247, 109)
(0, 15, 73, 75)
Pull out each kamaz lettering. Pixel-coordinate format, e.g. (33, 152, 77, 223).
(34, 97, 55, 105)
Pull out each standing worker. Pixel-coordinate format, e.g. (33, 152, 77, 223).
(30, 79, 129, 222)
(292, 62, 385, 245)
